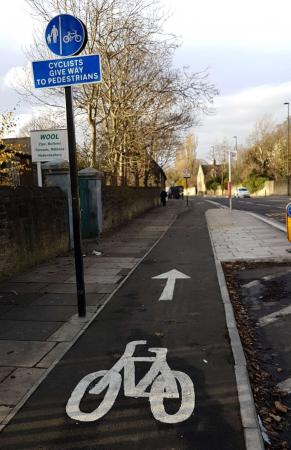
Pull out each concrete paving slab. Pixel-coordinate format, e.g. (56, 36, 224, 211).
(64, 274, 122, 284)
(0, 368, 46, 406)
(48, 321, 87, 342)
(207, 209, 291, 261)
(86, 257, 136, 264)
(0, 282, 49, 293)
(85, 261, 135, 269)
(94, 284, 116, 293)
(0, 367, 14, 383)
(36, 342, 71, 368)
(12, 272, 70, 283)
(86, 275, 122, 283)
(0, 341, 55, 366)
(0, 320, 61, 341)
(0, 292, 40, 306)
(82, 268, 121, 276)
(0, 406, 13, 424)
(43, 283, 101, 294)
(1, 305, 76, 322)
(31, 292, 106, 306)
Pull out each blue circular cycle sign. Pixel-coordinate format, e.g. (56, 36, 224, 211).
(45, 14, 86, 57)
(287, 202, 291, 218)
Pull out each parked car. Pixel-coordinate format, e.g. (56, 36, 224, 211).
(234, 187, 251, 198)
(167, 186, 184, 199)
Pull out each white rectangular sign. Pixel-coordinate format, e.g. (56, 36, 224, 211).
(183, 169, 191, 178)
(31, 129, 69, 162)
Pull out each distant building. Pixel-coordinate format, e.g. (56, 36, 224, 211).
(197, 162, 224, 194)
(0, 137, 34, 186)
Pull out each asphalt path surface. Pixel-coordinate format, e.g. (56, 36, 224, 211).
(0, 202, 245, 450)
(207, 195, 291, 224)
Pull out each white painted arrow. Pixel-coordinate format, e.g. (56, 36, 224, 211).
(152, 269, 190, 301)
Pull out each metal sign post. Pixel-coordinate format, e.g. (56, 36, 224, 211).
(65, 86, 86, 317)
(183, 169, 191, 207)
(31, 13, 102, 317)
(36, 162, 42, 187)
(228, 151, 232, 212)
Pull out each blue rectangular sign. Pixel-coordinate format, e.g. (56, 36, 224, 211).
(32, 54, 101, 89)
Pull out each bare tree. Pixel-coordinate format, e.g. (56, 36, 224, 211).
(21, 0, 218, 180)
(18, 111, 65, 136)
(165, 133, 198, 186)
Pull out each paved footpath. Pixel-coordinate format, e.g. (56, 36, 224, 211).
(0, 202, 182, 431)
(206, 206, 291, 261)
(0, 200, 245, 450)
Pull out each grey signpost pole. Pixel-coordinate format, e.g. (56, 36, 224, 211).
(185, 177, 189, 206)
(65, 86, 86, 317)
(183, 170, 190, 206)
(228, 151, 232, 212)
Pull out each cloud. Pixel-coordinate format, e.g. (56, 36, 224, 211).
(3, 65, 30, 90)
(0, 0, 34, 50)
(164, 0, 291, 52)
(196, 81, 291, 158)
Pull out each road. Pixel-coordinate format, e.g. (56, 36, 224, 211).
(0, 202, 245, 450)
(206, 195, 291, 225)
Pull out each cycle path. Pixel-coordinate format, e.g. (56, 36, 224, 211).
(0, 201, 245, 450)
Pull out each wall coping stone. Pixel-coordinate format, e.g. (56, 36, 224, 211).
(42, 160, 69, 172)
(78, 168, 104, 179)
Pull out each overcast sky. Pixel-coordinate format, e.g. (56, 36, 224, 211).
(2, 0, 291, 160)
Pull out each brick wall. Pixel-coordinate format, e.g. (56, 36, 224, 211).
(102, 186, 160, 232)
(0, 186, 69, 280)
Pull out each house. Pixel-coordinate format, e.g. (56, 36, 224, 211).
(197, 162, 225, 194)
(0, 137, 35, 186)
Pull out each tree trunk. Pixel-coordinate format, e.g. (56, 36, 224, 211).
(88, 114, 97, 168)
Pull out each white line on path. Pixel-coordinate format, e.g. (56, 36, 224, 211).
(277, 378, 291, 394)
(259, 305, 291, 327)
(204, 199, 227, 209)
(152, 269, 190, 301)
(254, 203, 274, 207)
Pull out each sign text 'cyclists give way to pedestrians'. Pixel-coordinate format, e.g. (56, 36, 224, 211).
(45, 14, 86, 57)
(32, 54, 102, 89)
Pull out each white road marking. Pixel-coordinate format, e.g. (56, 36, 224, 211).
(259, 305, 291, 327)
(66, 340, 195, 424)
(277, 377, 291, 393)
(152, 269, 191, 301)
(254, 203, 274, 207)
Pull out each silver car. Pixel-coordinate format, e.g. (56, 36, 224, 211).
(234, 187, 251, 198)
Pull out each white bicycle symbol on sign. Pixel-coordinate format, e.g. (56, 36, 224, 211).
(66, 340, 195, 424)
(63, 30, 82, 43)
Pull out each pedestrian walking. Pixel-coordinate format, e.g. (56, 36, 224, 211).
(160, 189, 167, 206)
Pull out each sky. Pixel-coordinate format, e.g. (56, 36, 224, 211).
(2, 0, 291, 160)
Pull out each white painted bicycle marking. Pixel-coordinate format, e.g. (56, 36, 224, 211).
(259, 305, 291, 327)
(152, 269, 190, 301)
(66, 340, 195, 424)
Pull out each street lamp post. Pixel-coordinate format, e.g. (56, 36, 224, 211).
(284, 102, 290, 196)
(233, 135, 238, 184)
(233, 136, 238, 153)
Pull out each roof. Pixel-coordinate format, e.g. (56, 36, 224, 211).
(201, 163, 223, 174)
(2, 137, 31, 157)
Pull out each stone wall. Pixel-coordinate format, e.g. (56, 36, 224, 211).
(0, 186, 69, 280)
(102, 186, 160, 232)
(252, 180, 288, 196)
